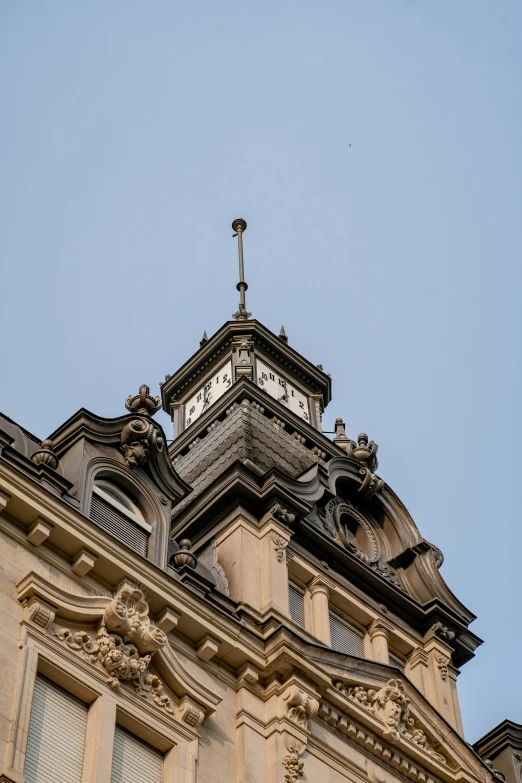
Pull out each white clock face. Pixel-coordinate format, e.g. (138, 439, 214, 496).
(184, 360, 233, 429)
(255, 358, 310, 422)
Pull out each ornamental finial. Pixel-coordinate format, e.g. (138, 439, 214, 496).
(231, 218, 251, 321)
(125, 385, 161, 417)
(346, 432, 379, 471)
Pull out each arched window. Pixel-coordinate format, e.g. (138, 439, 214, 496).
(90, 479, 151, 556)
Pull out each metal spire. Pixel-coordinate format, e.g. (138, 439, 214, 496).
(231, 218, 251, 320)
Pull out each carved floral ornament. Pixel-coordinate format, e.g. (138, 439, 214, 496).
(329, 679, 447, 765)
(52, 582, 204, 727)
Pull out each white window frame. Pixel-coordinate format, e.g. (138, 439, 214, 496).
(93, 479, 152, 533)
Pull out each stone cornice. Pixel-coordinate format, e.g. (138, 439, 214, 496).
(0, 461, 266, 670)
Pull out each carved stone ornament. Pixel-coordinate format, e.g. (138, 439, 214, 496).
(272, 533, 288, 562)
(120, 417, 164, 468)
(125, 384, 162, 416)
(334, 678, 446, 764)
(358, 466, 385, 498)
(54, 582, 177, 717)
(282, 684, 319, 729)
(271, 503, 296, 526)
(434, 651, 450, 680)
(31, 439, 59, 470)
(329, 500, 380, 564)
(170, 539, 197, 570)
(347, 433, 379, 471)
(431, 622, 455, 643)
(282, 745, 304, 783)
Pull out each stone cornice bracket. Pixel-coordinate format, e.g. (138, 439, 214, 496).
(264, 503, 296, 527)
(430, 622, 456, 643)
(233, 336, 254, 379)
(279, 679, 320, 783)
(31, 439, 59, 471)
(282, 683, 320, 730)
(0, 489, 11, 513)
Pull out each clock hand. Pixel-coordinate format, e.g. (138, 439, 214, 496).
(278, 380, 290, 404)
(201, 385, 213, 412)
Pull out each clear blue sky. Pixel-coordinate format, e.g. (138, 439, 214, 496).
(1, 1, 520, 741)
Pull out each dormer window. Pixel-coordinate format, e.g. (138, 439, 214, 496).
(90, 479, 151, 556)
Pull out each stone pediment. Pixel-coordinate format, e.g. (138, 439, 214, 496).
(264, 636, 483, 783)
(17, 572, 220, 731)
(316, 668, 478, 782)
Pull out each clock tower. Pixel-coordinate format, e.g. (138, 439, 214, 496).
(161, 218, 331, 442)
(161, 318, 331, 437)
(0, 216, 516, 783)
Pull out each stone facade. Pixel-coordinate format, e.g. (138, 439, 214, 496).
(0, 317, 517, 783)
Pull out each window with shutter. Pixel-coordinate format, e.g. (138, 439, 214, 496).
(90, 480, 150, 556)
(24, 675, 88, 783)
(288, 581, 305, 627)
(329, 611, 365, 657)
(389, 651, 405, 670)
(111, 726, 163, 783)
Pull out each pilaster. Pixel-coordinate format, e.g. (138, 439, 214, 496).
(214, 514, 262, 611)
(423, 630, 458, 730)
(367, 619, 391, 664)
(308, 577, 332, 645)
(260, 519, 292, 616)
(215, 509, 294, 616)
(82, 696, 117, 783)
(405, 647, 430, 698)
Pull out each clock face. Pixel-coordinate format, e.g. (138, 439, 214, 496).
(255, 358, 310, 422)
(184, 360, 233, 429)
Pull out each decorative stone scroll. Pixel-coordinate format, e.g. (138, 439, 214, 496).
(54, 582, 176, 718)
(120, 418, 164, 468)
(282, 684, 319, 729)
(334, 679, 446, 764)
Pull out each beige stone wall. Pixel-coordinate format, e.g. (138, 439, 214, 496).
(0, 526, 94, 773)
(0, 497, 484, 783)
